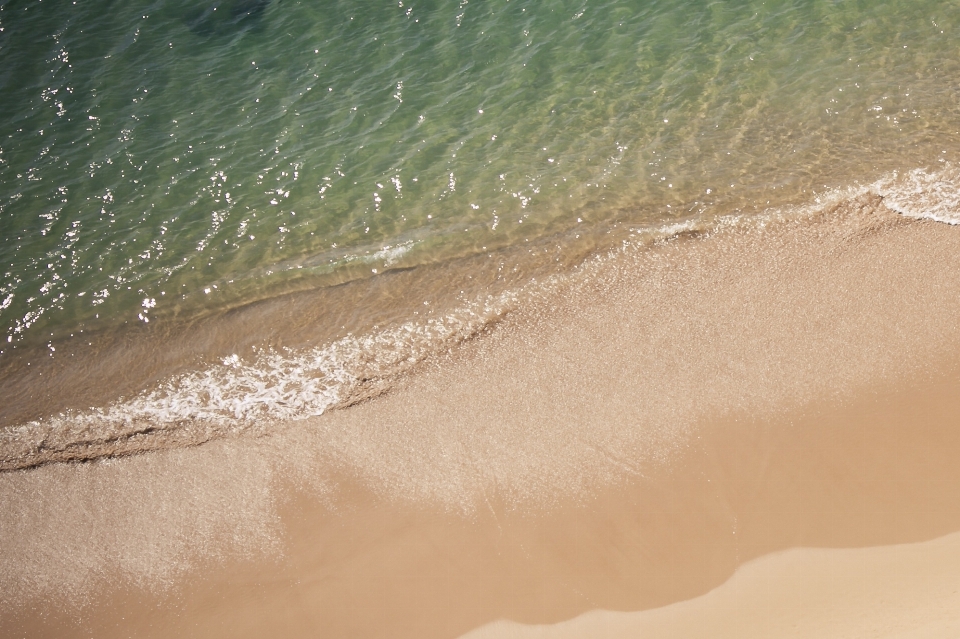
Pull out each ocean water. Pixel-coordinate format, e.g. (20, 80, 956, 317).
(3, 0, 960, 462)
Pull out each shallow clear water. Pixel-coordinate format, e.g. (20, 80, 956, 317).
(3, 0, 960, 443)
(4, 0, 960, 348)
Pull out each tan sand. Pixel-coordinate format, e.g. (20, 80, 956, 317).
(464, 530, 960, 639)
(4, 196, 960, 638)
(7, 360, 960, 639)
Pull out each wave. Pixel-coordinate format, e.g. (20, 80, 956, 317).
(2, 164, 960, 473)
(873, 166, 960, 225)
(3, 163, 960, 612)
(0, 291, 517, 471)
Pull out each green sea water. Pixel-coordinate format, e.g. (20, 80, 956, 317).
(2, 0, 960, 351)
(0, 0, 960, 441)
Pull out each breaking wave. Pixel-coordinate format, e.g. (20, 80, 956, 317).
(0, 291, 517, 471)
(3, 164, 960, 473)
(874, 165, 960, 225)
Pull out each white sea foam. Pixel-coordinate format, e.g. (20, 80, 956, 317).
(370, 240, 416, 266)
(4, 169, 960, 610)
(6, 164, 960, 472)
(1, 289, 518, 469)
(874, 165, 960, 225)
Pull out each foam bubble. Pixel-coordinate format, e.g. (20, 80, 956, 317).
(874, 165, 960, 225)
(5, 163, 960, 474)
(4, 176, 960, 610)
(1, 291, 518, 470)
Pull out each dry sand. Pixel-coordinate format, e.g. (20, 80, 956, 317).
(4, 196, 960, 638)
(465, 531, 960, 639)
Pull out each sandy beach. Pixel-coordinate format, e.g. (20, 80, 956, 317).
(4, 195, 960, 638)
(6, 1, 960, 636)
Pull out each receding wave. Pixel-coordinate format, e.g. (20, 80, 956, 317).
(874, 166, 960, 225)
(3, 164, 960, 473)
(0, 292, 517, 471)
(3, 164, 960, 611)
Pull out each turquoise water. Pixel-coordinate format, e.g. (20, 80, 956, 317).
(4, 0, 960, 350)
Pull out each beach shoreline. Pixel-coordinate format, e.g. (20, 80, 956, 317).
(6, 1, 960, 635)
(4, 194, 960, 637)
(6, 355, 960, 638)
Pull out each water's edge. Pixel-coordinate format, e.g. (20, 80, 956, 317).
(2, 164, 959, 472)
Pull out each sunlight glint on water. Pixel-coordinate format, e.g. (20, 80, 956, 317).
(3, 0, 960, 347)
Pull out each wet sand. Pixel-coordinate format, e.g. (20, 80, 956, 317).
(4, 195, 960, 638)
(7, 360, 960, 639)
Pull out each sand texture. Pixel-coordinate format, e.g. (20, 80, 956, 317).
(3, 197, 960, 638)
(465, 531, 960, 639)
